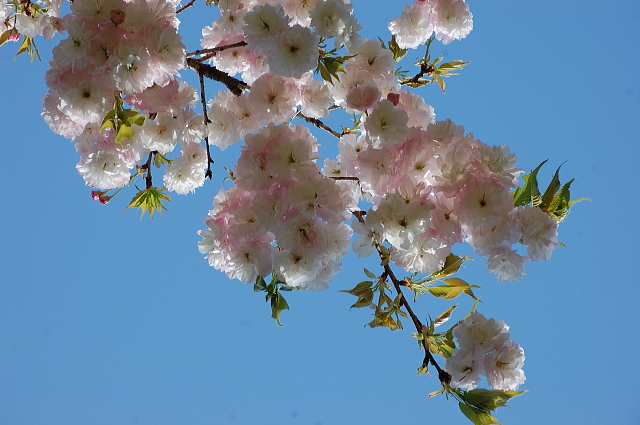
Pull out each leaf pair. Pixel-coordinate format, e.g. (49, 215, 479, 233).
(254, 272, 296, 326)
(512, 160, 591, 221)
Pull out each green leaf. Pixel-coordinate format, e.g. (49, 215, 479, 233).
(464, 389, 527, 412)
(547, 178, 576, 221)
(539, 162, 566, 211)
(339, 280, 374, 297)
(427, 279, 479, 300)
(387, 35, 408, 62)
(99, 119, 116, 133)
(116, 124, 135, 144)
(154, 153, 171, 168)
(0, 29, 11, 47)
(512, 159, 548, 207)
(429, 254, 473, 280)
(434, 74, 446, 93)
(270, 291, 289, 327)
(363, 268, 377, 279)
(433, 303, 458, 328)
(349, 288, 374, 309)
(254, 275, 267, 292)
(458, 403, 501, 425)
(15, 36, 29, 57)
(126, 187, 171, 219)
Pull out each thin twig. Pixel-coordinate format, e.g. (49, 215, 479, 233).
(331, 176, 359, 181)
(297, 111, 342, 139)
(198, 73, 214, 179)
(144, 152, 154, 189)
(401, 63, 434, 86)
(176, 0, 196, 14)
(186, 41, 248, 59)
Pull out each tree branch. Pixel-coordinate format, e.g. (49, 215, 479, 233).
(352, 211, 450, 385)
(176, 0, 197, 14)
(198, 72, 214, 179)
(297, 111, 342, 139)
(143, 152, 154, 189)
(186, 41, 248, 60)
(400, 62, 435, 86)
(186, 58, 249, 96)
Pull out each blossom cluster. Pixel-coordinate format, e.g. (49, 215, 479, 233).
(201, 0, 363, 83)
(445, 312, 525, 391)
(39, 0, 208, 193)
(340, 114, 560, 282)
(389, 0, 473, 48)
(194, 0, 557, 286)
(197, 124, 356, 291)
(27, 0, 559, 287)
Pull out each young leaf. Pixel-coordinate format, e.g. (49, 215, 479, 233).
(254, 275, 267, 292)
(458, 403, 501, 425)
(539, 162, 566, 211)
(126, 187, 171, 219)
(512, 159, 548, 207)
(430, 254, 473, 280)
(546, 178, 575, 221)
(363, 268, 377, 279)
(434, 74, 446, 93)
(433, 303, 459, 328)
(443, 278, 478, 299)
(270, 291, 289, 327)
(387, 35, 408, 62)
(464, 389, 527, 412)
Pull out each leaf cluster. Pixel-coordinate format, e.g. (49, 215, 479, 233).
(403, 254, 476, 302)
(398, 36, 469, 93)
(452, 387, 526, 425)
(340, 267, 407, 331)
(254, 272, 297, 326)
(100, 93, 146, 145)
(512, 160, 591, 221)
(126, 186, 171, 219)
(379, 35, 409, 62)
(315, 43, 355, 84)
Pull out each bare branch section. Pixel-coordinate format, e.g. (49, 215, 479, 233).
(186, 41, 248, 59)
(186, 58, 249, 96)
(176, 0, 197, 14)
(297, 112, 342, 139)
(198, 73, 214, 179)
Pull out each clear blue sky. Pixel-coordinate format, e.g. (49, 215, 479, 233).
(1, 1, 639, 424)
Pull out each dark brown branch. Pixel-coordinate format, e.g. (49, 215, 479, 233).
(186, 41, 248, 60)
(198, 73, 214, 179)
(352, 211, 450, 385)
(400, 63, 435, 86)
(331, 176, 359, 181)
(186, 58, 249, 96)
(297, 111, 342, 139)
(176, 0, 196, 14)
(144, 152, 154, 189)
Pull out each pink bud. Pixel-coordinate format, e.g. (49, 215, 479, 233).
(91, 191, 101, 201)
(99, 196, 110, 205)
(386, 92, 400, 105)
(110, 9, 126, 26)
(7, 29, 20, 42)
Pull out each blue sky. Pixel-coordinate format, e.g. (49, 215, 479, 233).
(1, 1, 639, 424)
